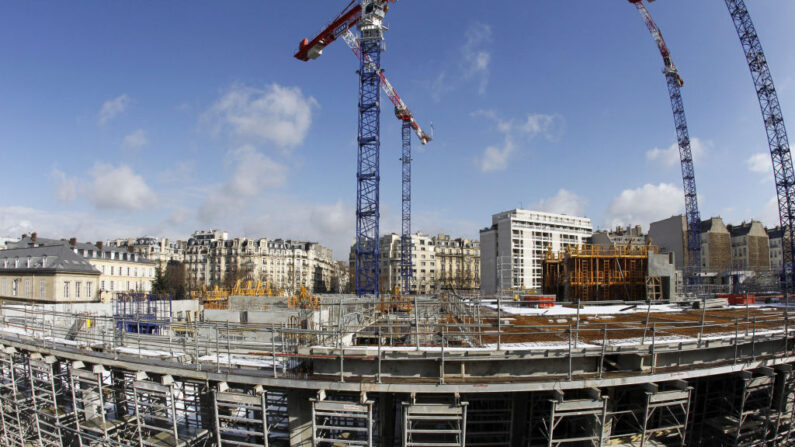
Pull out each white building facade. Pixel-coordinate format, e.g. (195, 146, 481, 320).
(480, 209, 592, 294)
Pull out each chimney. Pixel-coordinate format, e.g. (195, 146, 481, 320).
(31, 232, 37, 243)
(69, 237, 77, 247)
(21, 233, 28, 240)
(96, 241, 103, 251)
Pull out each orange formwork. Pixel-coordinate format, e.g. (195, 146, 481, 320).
(543, 244, 657, 302)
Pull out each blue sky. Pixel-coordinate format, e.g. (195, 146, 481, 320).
(0, 1, 793, 259)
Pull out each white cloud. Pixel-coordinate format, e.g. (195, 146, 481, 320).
(534, 189, 587, 216)
(478, 138, 516, 172)
(761, 196, 780, 228)
(50, 169, 77, 202)
(646, 137, 707, 167)
(431, 22, 493, 100)
(206, 83, 317, 149)
(89, 163, 157, 211)
(461, 22, 492, 94)
(747, 152, 771, 174)
(198, 146, 287, 222)
(605, 183, 684, 229)
(475, 111, 564, 172)
(98, 94, 131, 125)
(0, 206, 145, 241)
(123, 129, 148, 149)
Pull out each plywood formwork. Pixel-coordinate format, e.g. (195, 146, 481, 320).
(543, 244, 654, 302)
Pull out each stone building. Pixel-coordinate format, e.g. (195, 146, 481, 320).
(0, 243, 100, 302)
(108, 237, 187, 271)
(727, 221, 770, 271)
(768, 226, 785, 272)
(4, 234, 156, 302)
(648, 215, 733, 272)
(699, 217, 732, 272)
(434, 234, 480, 291)
(592, 225, 646, 247)
(184, 230, 335, 293)
(349, 232, 480, 295)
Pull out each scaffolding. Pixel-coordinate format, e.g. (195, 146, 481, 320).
(543, 244, 655, 301)
(312, 391, 374, 446)
(696, 368, 776, 446)
(69, 362, 128, 446)
(402, 394, 467, 447)
(213, 384, 269, 447)
(539, 388, 608, 447)
(114, 293, 172, 335)
(29, 355, 72, 447)
(0, 347, 34, 447)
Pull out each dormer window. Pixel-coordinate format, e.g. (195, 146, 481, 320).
(14, 257, 19, 268)
(42, 256, 47, 268)
(26, 256, 30, 268)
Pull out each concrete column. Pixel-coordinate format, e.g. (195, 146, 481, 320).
(288, 389, 313, 447)
(379, 393, 395, 446)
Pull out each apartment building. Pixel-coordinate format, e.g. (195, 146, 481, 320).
(480, 209, 592, 294)
(767, 226, 785, 271)
(184, 230, 335, 293)
(727, 221, 770, 271)
(108, 237, 187, 271)
(349, 232, 480, 295)
(592, 225, 646, 247)
(434, 234, 480, 291)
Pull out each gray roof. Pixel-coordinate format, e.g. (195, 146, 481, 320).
(9, 236, 153, 265)
(0, 245, 100, 275)
(768, 226, 785, 239)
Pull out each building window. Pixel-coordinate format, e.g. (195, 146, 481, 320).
(87, 282, 92, 298)
(64, 282, 70, 299)
(40, 280, 45, 298)
(76, 282, 81, 299)
(25, 280, 30, 298)
(110, 281, 114, 291)
(110, 266, 114, 275)
(0, 279, 4, 294)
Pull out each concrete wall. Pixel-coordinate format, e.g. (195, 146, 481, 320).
(648, 216, 687, 270)
(479, 229, 497, 295)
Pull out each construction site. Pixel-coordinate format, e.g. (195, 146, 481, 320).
(0, 290, 794, 447)
(2, 0, 795, 445)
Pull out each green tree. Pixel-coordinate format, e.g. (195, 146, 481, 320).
(152, 266, 168, 294)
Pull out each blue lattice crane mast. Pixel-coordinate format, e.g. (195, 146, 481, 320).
(339, 29, 432, 295)
(294, 1, 430, 296)
(629, 0, 702, 291)
(724, 0, 795, 291)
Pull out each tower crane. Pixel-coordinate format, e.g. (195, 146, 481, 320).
(724, 0, 795, 290)
(295, 1, 431, 296)
(629, 0, 702, 291)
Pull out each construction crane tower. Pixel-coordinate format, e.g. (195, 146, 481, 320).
(295, 1, 430, 296)
(629, 0, 702, 290)
(724, 0, 795, 290)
